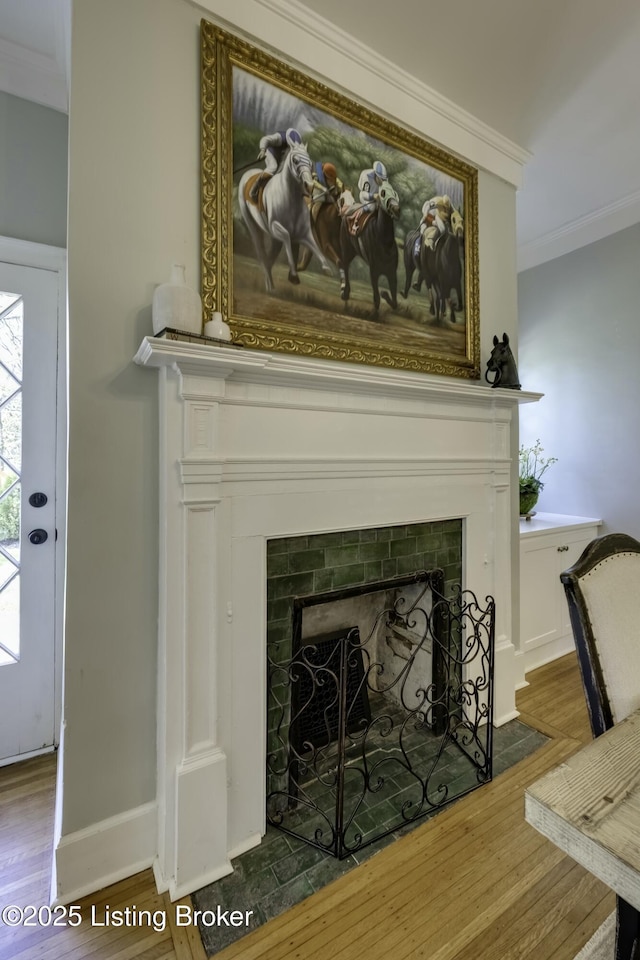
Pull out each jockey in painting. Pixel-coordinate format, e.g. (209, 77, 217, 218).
(418, 195, 457, 250)
(357, 160, 388, 212)
(309, 161, 345, 222)
(345, 159, 388, 235)
(249, 127, 303, 202)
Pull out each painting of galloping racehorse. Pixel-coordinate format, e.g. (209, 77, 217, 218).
(201, 22, 480, 380)
(340, 180, 401, 318)
(238, 142, 333, 292)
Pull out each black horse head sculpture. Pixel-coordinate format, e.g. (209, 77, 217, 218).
(485, 333, 521, 390)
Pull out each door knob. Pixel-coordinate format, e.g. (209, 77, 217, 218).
(29, 492, 48, 508)
(28, 528, 48, 545)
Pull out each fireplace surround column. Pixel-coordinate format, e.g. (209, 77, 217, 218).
(154, 358, 235, 899)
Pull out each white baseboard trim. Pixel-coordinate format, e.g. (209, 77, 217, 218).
(0, 745, 55, 768)
(524, 635, 576, 676)
(53, 801, 157, 905)
(494, 709, 520, 727)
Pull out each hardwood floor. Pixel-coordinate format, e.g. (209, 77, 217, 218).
(0, 653, 613, 960)
(0, 756, 206, 960)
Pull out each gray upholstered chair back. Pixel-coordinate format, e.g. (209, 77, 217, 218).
(561, 533, 640, 737)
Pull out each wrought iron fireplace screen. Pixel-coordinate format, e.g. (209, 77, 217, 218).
(266, 569, 495, 859)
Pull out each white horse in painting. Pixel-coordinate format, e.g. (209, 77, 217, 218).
(239, 144, 333, 292)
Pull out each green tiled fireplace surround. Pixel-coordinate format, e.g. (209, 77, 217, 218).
(266, 520, 463, 806)
(267, 519, 463, 633)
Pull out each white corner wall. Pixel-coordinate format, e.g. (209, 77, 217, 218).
(59, 0, 524, 899)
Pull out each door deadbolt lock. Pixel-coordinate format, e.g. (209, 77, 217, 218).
(28, 528, 48, 545)
(29, 492, 48, 508)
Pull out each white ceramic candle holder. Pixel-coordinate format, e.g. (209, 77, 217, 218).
(204, 311, 232, 341)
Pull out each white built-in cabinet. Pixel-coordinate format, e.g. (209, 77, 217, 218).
(520, 513, 601, 674)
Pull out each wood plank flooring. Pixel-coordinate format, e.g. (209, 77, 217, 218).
(0, 653, 614, 960)
(0, 757, 206, 960)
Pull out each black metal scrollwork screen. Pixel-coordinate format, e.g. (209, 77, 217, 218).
(266, 570, 495, 859)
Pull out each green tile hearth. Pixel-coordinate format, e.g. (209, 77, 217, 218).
(192, 718, 547, 957)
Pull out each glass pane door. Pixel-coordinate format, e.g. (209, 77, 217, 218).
(0, 292, 23, 666)
(0, 259, 58, 762)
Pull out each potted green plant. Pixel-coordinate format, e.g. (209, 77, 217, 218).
(519, 440, 557, 517)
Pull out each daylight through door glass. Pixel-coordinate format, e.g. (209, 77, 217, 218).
(0, 291, 23, 665)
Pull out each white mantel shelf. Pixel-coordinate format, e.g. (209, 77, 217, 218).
(134, 336, 542, 406)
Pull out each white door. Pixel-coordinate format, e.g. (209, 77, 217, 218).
(0, 261, 59, 762)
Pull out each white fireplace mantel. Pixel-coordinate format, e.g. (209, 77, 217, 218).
(135, 336, 540, 900)
(135, 336, 542, 406)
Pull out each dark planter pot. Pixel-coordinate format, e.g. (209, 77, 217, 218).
(519, 489, 539, 517)
(520, 478, 543, 517)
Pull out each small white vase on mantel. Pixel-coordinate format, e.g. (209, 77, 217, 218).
(152, 264, 202, 335)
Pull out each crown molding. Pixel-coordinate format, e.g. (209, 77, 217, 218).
(194, 0, 530, 187)
(518, 189, 640, 273)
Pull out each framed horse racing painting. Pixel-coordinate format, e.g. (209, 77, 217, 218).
(201, 21, 480, 379)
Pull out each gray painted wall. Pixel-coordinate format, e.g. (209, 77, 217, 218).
(518, 222, 640, 537)
(0, 92, 68, 248)
(63, 0, 520, 839)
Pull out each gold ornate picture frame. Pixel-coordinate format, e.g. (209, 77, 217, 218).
(201, 21, 480, 379)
